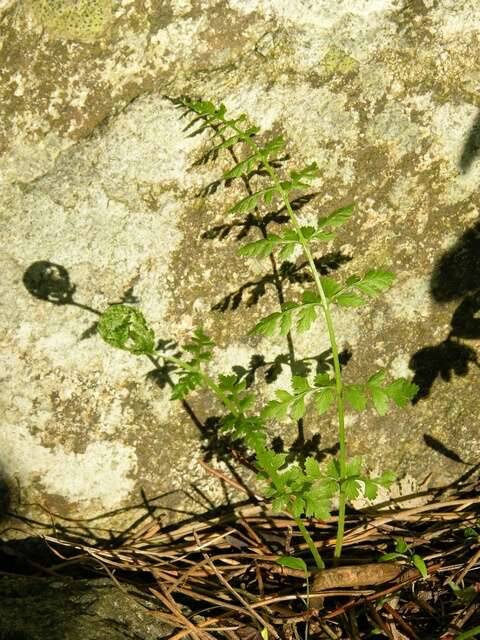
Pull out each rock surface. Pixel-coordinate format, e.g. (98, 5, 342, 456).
(1, 0, 480, 534)
(0, 575, 172, 639)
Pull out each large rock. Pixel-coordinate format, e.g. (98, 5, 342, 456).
(1, 0, 479, 535)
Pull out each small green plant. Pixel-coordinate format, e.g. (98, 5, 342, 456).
(276, 555, 311, 637)
(277, 555, 309, 599)
(455, 627, 480, 640)
(98, 98, 418, 569)
(447, 579, 477, 605)
(379, 536, 428, 578)
(463, 524, 480, 539)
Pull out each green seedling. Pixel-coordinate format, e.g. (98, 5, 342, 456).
(98, 98, 418, 569)
(379, 536, 428, 578)
(277, 556, 311, 638)
(455, 627, 480, 640)
(464, 525, 480, 539)
(447, 579, 477, 605)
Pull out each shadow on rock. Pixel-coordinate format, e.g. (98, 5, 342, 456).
(410, 338, 478, 404)
(22, 261, 141, 340)
(231, 347, 352, 388)
(0, 573, 172, 640)
(272, 433, 339, 467)
(410, 222, 480, 401)
(430, 222, 480, 303)
(23, 261, 76, 305)
(423, 434, 467, 465)
(460, 109, 480, 174)
(0, 473, 11, 525)
(212, 251, 352, 312)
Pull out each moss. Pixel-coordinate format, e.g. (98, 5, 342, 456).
(29, 0, 113, 42)
(322, 46, 359, 78)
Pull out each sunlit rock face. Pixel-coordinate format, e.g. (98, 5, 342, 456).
(1, 0, 479, 536)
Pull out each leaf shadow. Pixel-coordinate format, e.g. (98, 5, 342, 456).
(410, 337, 478, 404)
(409, 221, 480, 402)
(460, 109, 480, 174)
(201, 193, 317, 242)
(272, 434, 339, 467)
(212, 251, 352, 312)
(196, 159, 289, 198)
(232, 348, 352, 388)
(23, 260, 77, 306)
(423, 434, 467, 465)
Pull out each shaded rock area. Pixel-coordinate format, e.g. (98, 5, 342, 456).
(0, 575, 172, 639)
(1, 0, 480, 534)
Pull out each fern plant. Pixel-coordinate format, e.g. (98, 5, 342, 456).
(97, 98, 418, 569)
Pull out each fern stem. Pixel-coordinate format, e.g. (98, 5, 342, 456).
(335, 492, 347, 561)
(295, 518, 325, 570)
(265, 465, 325, 570)
(159, 353, 239, 415)
(189, 106, 348, 563)
(271, 172, 348, 561)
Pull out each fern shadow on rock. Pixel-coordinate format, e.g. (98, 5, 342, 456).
(271, 434, 340, 468)
(213, 252, 352, 312)
(460, 109, 480, 174)
(22, 261, 140, 341)
(23, 261, 76, 306)
(232, 347, 352, 388)
(0, 472, 12, 527)
(409, 222, 480, 402)
(196, 159, 289, 198)
(201, 209, 290, 242)
(201, 195, 315, 242)
(203, 195, 342, 314)
(423, 434, 467, 465)
(149, 340, 352, 471)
